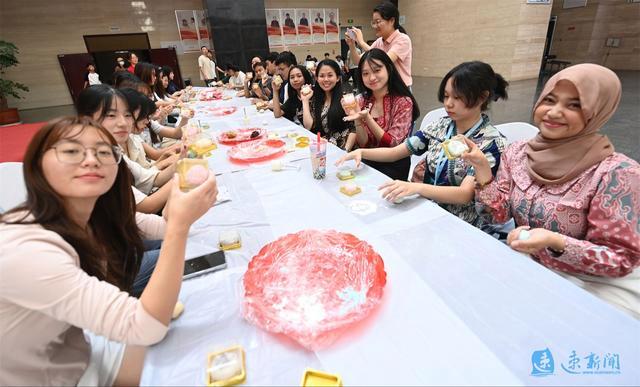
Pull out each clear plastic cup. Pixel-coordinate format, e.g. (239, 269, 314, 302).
(177, 158, 209, 191)
(342, 92, 357, 113)
(310, 139, 327, 180)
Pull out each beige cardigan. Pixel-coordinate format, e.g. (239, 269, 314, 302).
(0, 213, 168, 385)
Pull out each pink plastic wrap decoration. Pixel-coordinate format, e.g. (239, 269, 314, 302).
(217, 128, 266, 145)
(209, 106, 238, 116)
(243, 230, 387, 350)
(199, 90, 223, 101)
(227, 139, 285, 163)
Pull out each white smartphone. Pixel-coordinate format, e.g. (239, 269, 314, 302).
(183, 250, 227, 280)
(346, 28, 356, 40)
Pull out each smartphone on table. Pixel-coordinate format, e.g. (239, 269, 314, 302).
(183, 250, 227, 280)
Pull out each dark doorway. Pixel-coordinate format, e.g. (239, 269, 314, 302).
(539, 15, 558, 75)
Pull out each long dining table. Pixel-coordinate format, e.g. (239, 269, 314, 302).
(141, 88, 639, 386)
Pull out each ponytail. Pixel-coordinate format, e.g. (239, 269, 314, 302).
(492, 73, 509, 102)
(437, 61, 509, 112)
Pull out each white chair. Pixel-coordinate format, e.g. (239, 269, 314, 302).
(416, 107, 448, 135)
(495, 122, 539, 145)
(0, 162, 27, 213)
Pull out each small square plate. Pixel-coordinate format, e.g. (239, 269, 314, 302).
(301, 368, 342, 387)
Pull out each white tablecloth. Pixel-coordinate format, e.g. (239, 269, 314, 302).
(141, 89, 640, 386)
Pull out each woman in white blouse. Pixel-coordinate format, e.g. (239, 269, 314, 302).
(0, 116, 217, 385)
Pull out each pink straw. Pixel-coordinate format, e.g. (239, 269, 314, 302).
(317, 131, 321, 156)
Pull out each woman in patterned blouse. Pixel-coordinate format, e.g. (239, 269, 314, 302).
(301, 59, 356, 151)
(463, 64, 639, 318)
(337, 61, 508, 227)
(340, 48, 420, 180)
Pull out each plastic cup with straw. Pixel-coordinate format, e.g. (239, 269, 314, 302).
(310, 131, 326, 180)
(243, 107, 250, 125)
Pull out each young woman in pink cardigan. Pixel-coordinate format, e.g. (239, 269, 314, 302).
(462, 64, 639, 318)
(0, 117, 218, 385)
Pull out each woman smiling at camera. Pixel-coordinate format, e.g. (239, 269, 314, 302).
(0, 116, 217, 385)
(462, 64, 640, 318)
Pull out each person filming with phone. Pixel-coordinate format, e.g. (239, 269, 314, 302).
(345, 1, 413, 89)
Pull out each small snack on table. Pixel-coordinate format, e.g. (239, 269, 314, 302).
(267, 132, 280, 140)
(295, 136, 310, 148)
(255, 101, 269, 110)
(177, 158, 209, 192)
(190, 134, 217, 157)
(441, 136, 470, 160)
(336, 169, 355, 181)
(271, 159, 284, 171)
(301, 84, 312, 96)
(180, 107, 193, 117)
(301, 369, 342, 387)
(340, 183, 361, 197)
(206, 346, 246, 387)
(219, 229, 241, 250)
(252, 83, 260, 90)
(218, 128, 266, 145)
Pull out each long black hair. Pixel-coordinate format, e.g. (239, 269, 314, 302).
(311, 59, 349, 135)
(76, 84, 127, 122)
(437, 61, 509, 111)
(282, 65, 314, 121)
(374, 1, 407, 35)
(133, 62, 156, 87)
(1, 116, 143, 292)
(286, 65, 314, 98)
(356, 48, 420, 122)
(119, 87, 156, 126)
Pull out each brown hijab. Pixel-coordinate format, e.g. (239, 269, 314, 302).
(526, 63, 619, 185)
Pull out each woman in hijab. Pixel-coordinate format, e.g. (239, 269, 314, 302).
(462, 63, 640, 318)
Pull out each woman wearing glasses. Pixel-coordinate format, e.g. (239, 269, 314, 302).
(0, 116, 217, 385)
(345, 1, 412, 89)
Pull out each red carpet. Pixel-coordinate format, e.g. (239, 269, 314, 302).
(0, 122, 45, 162)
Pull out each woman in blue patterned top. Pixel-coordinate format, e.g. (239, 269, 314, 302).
(336, 61, 508, 227)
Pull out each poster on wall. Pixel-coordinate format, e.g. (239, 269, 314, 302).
(296, 9, 311, 45)
(175, 10, 199, 51)
(266, 9, 283, 47)
(281, 8, 297, 46)
(311, 8, 326, 44)
(325, 8, 339, 43)
(195, 10, 210, 43)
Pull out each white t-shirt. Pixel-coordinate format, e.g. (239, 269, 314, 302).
(229, 71, 246, 88)
(198, 55, 216, 80)
(88, 73, 101, 85)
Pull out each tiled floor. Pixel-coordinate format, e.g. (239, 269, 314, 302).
(16, 71, 639, 161)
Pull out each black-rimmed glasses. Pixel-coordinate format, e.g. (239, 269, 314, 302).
(50, 142, 122, 165)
